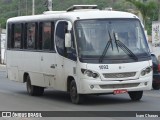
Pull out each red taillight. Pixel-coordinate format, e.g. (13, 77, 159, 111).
(158, 64, 160, 72)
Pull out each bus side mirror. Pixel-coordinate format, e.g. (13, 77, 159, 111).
(65, 33, 71, 48)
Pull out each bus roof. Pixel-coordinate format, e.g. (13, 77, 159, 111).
(7, 10, 138, 23)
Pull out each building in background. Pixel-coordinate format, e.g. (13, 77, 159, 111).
(152, 21, 160, 61)
(1, 29, 6, 64)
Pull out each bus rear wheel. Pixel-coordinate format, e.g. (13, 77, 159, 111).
(69, 80, 84, 104)
(128, 91, 143, 101)
(26, 75, 44, 96)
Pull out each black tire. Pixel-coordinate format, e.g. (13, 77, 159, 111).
(128, 91, 143, 101)
(152, 84, 160, 90)
(70, 80, 84, 104)
(26, 75, 44, 96)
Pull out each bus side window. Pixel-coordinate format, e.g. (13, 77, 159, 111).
(13, 24, 22, 49)
(67, 29, 77, 61)
(7, 23, 12, 49)
(55, 21, 67, 56)
(51, 22, 55, 51)
(38, 22, 43, 50)
(27, 23, 36, 49)
(42, 22, 51, 50)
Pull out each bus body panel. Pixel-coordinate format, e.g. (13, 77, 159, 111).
(76, 61, 152, 94)
(7, 51, 44, 86)
(40, 52, 56, 87)
(86, 61, 151, 81)
(78, 76, 152, 94)
(6, 50, 78, 91)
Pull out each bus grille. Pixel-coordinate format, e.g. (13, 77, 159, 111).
(99, 83, 140, 89)
(103, 72, 136, 78)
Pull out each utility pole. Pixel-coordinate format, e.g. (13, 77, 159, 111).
(32, 0, 35, 15)
(18, 0, 20, 16)
(26, 0, 28, 15)
(48, 0, 53, 11)
(44, 0, 53, 11)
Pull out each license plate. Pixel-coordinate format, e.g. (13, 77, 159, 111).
(114, 89, 127, 94)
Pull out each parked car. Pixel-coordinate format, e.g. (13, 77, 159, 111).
(151, 54, 160, 90)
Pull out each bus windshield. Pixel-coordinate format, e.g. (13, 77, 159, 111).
(75, 19, 150, 62)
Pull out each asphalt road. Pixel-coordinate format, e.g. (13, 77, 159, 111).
(0, 65, 160, 120)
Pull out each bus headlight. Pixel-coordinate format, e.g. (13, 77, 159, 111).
(141, 66, 152, 76)
(81, 69, 99, 78)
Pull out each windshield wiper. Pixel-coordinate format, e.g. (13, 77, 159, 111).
(113, 32, 138, 61)
(99, 31, 113, 63)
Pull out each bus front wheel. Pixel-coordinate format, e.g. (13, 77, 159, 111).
(69, 80, 84, 104)
(128, 91, 143, 101)
(26, 75, 44, 96)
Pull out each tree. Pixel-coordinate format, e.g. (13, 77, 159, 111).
(126, 0, 158, 27)
(158, 0, 160, 20)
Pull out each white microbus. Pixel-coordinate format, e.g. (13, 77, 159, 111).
(6, 5, 152, 104)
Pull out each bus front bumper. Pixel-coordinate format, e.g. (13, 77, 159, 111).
(78, 77, 152, 94)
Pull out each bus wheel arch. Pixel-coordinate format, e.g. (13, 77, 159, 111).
(23, 72, 29, 83)
(67, 76, 75, 92)
(67, 77, 84, 104)
(25, 74, 44, 96)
